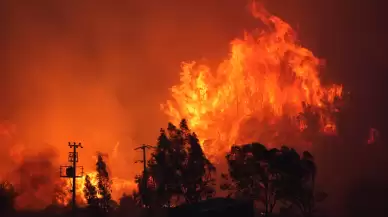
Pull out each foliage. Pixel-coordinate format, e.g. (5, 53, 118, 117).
(83, 175, 98, 208)
(0, 181, 18, 214)
(221, 143, 279, 214)
(119, 192, 142, 208)
(83, 154, 114, 215)
(96, 154, 113, 212)
(117, 192, 142, 217)
(143, 119, 216, 206)
(277, 149, 327, 217)
(222, 143, 326, 216)
(134, 173, 156, 207)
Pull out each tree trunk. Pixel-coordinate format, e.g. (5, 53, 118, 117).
(264, 187, 269, 216)
(270, 200, 276, 213)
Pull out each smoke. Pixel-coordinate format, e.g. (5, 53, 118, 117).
(7, 147, 62, 209)
(1, 0, 163, 197)
(1, 0, 158, 209)
(4, 1, 139, 156)
(1, 0, 245, 197)
(1, 0, 386, 216)
(1, 0, 213, 205)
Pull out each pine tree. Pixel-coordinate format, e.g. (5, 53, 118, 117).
(144, 128, 175, 207)
(182, 131, 216, 203)
(146, 119, 216, 206)
(96, 154, 113, 213)
(0, 181, 17, 215)
(83, 175, 98, 208)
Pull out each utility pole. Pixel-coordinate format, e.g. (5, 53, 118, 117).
(60, 142, 84, 215)
(134, 144, 154, 173)
(134, 144, 155, 207)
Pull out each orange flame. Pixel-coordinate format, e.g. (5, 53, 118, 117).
(56, 142, 137, 206)
(60, 171, 136, 206)
(162, 2, 342, 159)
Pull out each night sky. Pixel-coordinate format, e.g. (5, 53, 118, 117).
(1, 0, 387, 216)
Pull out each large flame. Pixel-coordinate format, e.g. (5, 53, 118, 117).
(1, 1, 344, 209)
(60, 151, 137, 206)
(162, 2, 342, 159)
(60, 171, 136, 206)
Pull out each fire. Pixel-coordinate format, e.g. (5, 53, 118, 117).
(60, 171, 136, 206)
(55, 143, 137, 206)
(162, 2, 342, 159)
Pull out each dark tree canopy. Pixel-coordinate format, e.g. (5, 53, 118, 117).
(0, 181, 17, 214)
(83, 153, 115, 215)
(222, 143, 325, 217)
(96, 154, 113, 212)
(83, 175, 98, 208)
(137, 119, 216, 207)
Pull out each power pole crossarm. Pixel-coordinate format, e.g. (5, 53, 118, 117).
(134, 144, 155, 207)
(134, 144, 155, 175)
(134, 144, 155, 151)
(60, 142, 84, 216)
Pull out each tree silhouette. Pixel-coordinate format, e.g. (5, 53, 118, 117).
(118, 192, 142, 217)
(222, 143, 279, 215)
(222, 143, 326, 216)
(96, 154, 113, 213)
(179, 119, 216, 203)
(145, 119, 216, 206)
(83, 153, 115, 216)
(134, 172, 157, 207)
(83, 175, 98, 209)
(277, 149, 327, 217)
(0, 181, 17, 215)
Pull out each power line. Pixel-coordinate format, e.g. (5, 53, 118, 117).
(60, 142, 84, 215)
(134, 144, 155, 207)
(134, 144, 155, 174)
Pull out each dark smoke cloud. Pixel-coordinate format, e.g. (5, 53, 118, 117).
(10, 147, 62, 210)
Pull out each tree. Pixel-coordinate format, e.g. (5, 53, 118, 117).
(83, 175, 98, 208)
(222, 143, 326, 216)
(222, 143, 280, 215)
(96, 154, 113, 213)
(134, 127, 174, 207)
(179, 119, 216, 203)
(145, 119, 216, 206)
(134, 172, 157, 207)
(0, 181, 17, 215)
(278, 149, 327, 217)
(118, 192, 142, 217)
(83, 153, 115, 215)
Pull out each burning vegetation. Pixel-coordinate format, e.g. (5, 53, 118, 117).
(0, 0, 351, 216)
(162, 2, 342, 160)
